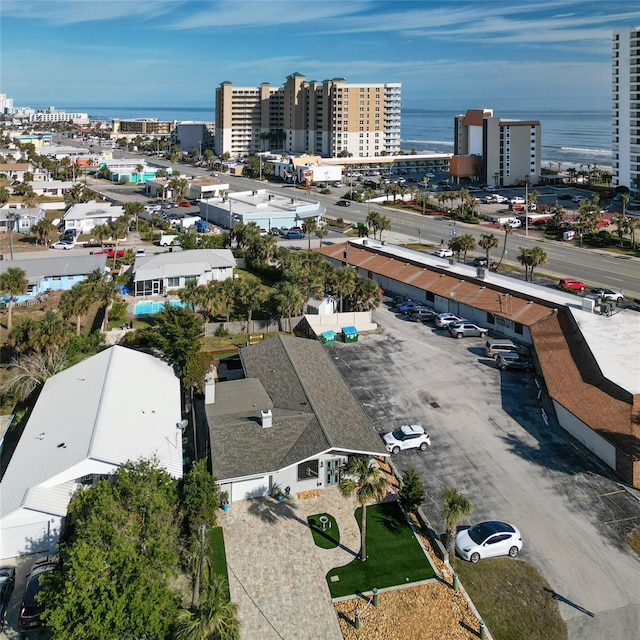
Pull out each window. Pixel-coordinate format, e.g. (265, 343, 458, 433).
(167, 277, 180, 287)
(486, 312, 495, 324)
(297, 459, 319, 481)
(514, 322, 524, 335)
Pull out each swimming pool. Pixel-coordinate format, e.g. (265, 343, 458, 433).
(132, 299, 186, 316)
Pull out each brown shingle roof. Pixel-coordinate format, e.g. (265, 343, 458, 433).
(317, 243, 554, 325)
(531, 312, 639, 460)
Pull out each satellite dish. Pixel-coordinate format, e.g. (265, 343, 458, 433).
(177, 419, 189, 431)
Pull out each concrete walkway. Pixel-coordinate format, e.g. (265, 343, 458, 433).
(219, 488, 363, 640)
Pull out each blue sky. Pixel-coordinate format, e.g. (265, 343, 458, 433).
(1, 0, 639, 110)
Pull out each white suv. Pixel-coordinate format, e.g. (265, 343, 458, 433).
(383, 425, 431, 454)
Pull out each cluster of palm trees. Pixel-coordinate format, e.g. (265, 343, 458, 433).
(365, 211, 391, 240)
(1, 269, 119, 400)
(516, 246, 548, 282)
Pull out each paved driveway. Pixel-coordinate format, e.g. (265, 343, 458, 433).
(328, 304, 640, 640)
(219, 488, 362, 640)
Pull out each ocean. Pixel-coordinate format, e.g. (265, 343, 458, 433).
(56, 97, 612, 170)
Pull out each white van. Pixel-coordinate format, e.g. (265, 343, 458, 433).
(484, 338, 521, 359)
(159, 234, 178, 247)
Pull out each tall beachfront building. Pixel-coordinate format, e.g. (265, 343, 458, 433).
(612, 26, 639, 197)
(214, 72, 401, 159)
(451, 109, 541, 187)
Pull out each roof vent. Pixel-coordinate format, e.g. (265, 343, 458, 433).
(261, 409, 273, 428)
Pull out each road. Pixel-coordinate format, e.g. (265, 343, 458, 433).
(31, 149, 640, 298)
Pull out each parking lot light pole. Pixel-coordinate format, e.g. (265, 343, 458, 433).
(525, 175, 529, 237)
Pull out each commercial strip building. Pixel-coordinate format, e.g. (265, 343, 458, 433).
(215, 72, 401, 159)
(612, 26, 640, 198)
(451, 108, 541, 187)
(316, 239, 640, 487)
(199, 188, 324, 231)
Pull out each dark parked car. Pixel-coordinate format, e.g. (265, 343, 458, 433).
(409, 307, 437, 322)
(285, 229, 305, 240)
(397, 300, 423, 314)
(496, 352, 534, 372)
(472, 256, 496, 268)
(336, 200, 351, 207)
(0, 566, 16, 631)
(19, 556, 59, 634)
(557, 193, 573, 200)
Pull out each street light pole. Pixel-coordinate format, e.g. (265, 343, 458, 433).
(525, 175, 529, 237)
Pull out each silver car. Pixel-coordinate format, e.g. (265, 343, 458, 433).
(447, 322, 488, 339)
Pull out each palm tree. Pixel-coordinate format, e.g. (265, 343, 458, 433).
(517, 247, 534, 281)
(30, 310, 70, 353)
(442, 486, 472, 559)
(494, 223, 513, 270)
(217, 278, 238, 322)
(0, 349, 68, 402)
(529, 246, 548, 281)
(95, 279, 120, 331)
(456, 233, 476, 263)
(135, 163, 144, 184)
(621, 192, 630, 217)
(378, 215, 391, 241)
(315, 225, 329, 247)
(331, 267, 356, 313)
(301, 217, 318, 251)
(478, 233, 499, 268)
(366, 211, 380, 239)
(173, 574, 240, 640)
(237, 279, 266, 335)
(31, 218, 56, 246)
(348, 277, 382, 312)
(338, 456, 390, 561)
(59, 282, 95, 335)
(612, 213, 630, 247)
(0, 267, 28, 332)
(274, 281, 304, 332)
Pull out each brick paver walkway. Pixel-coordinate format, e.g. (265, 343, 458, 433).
(219, 488, 364, 640)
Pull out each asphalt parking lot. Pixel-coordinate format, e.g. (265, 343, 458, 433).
(327, 302, 640, 640)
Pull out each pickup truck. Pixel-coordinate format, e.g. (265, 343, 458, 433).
(94, 248, 125, 259)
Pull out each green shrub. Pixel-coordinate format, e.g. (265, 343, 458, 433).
(215, 323, 229, 338)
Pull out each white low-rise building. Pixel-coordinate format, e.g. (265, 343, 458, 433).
(62, 201, 125, 234)
(199, 188, 324, 231)
(0, 346, 183, 559)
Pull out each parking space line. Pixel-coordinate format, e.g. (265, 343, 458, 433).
(598, 490, 626, 497)
(603, 516, 639, 525)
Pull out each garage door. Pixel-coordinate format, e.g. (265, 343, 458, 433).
(233, 476, 270, 500)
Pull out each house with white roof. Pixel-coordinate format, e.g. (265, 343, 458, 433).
(199, 188, 324, 231)
(0, 346, 183, 559)
(61, 201, 125, 234)
(132, 248, 236, 296)
(30, 179, 76, 197)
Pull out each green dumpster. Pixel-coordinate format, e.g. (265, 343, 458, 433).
(320, 330, 337, 345)
(341, 325, 359, 343)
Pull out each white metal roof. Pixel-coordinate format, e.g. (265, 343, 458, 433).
(133, 249, 236, 281)
(0, 346, 182, 521)
(64, 202, 124, 221)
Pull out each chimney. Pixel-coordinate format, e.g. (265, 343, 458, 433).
(476, 267, 487, 280)
(260, 409, 273, 428)
(204, 371, 216, 404)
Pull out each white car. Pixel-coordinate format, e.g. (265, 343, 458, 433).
(333, 182, 342, 188)
(434, 248, 453, 258)
(51, 240, 74, 250)
(572, 195, 589, 203)
(425, 172, 436, 178)
(509, 196, 525, 205)
(504, 218, 522, 228)
(590, 288, 625, 303)
(435, 313, 467, 328)
(493, 194, 509, 204)
(455, 520, 523, 563)
(382, 425, 431, 454)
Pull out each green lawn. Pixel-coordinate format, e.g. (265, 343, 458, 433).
(308, 513, 340, 549)
(452, 557, 567, 640)
(209, 527, 231, 600)
(326, 501, 435, 598)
